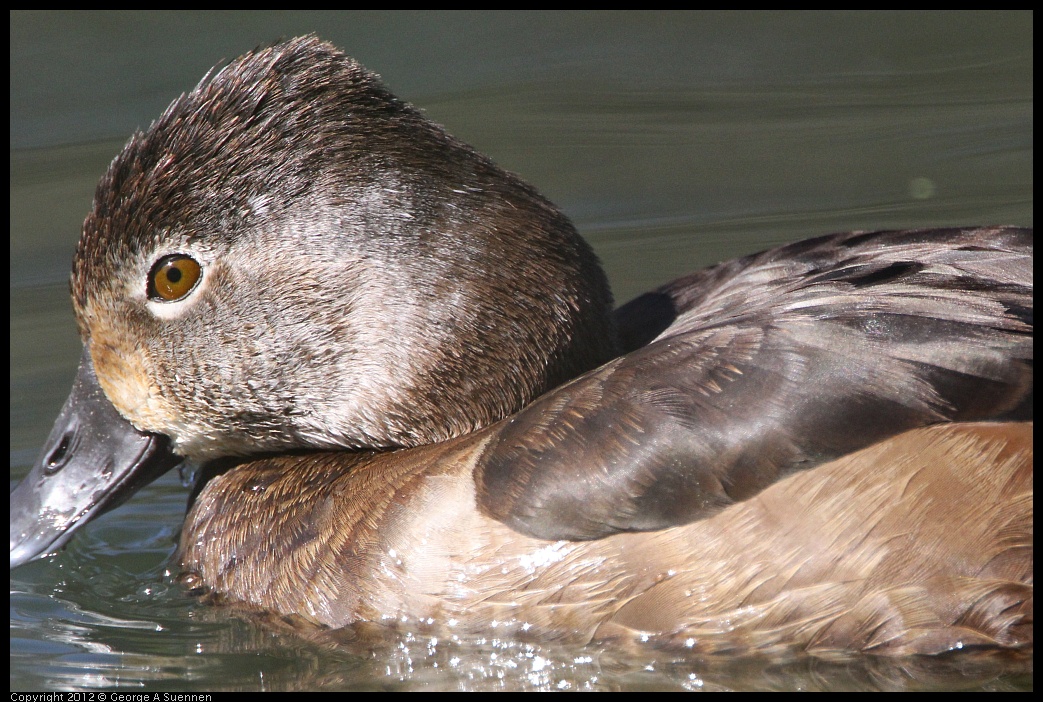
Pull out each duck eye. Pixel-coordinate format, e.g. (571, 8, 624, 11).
(148, 254, 202, 302)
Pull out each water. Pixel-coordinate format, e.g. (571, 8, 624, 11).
(10, 11, 1033, 691)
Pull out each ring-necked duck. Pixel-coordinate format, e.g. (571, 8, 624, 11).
(10, 36, 1032, 656)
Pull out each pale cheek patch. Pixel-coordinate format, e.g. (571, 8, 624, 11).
(89, 336, 173, 436)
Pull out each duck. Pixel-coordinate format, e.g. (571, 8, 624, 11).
(9, 36, 1032, 657)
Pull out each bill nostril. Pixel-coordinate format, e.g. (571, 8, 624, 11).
(43, 433, 74, 475)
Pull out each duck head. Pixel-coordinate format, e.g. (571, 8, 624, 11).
(11, 36, 617, 567)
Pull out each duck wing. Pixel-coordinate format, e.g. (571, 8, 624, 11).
(475, 227, 1033, 540)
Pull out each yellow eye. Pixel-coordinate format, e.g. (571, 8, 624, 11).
(148, 254, 202, 302)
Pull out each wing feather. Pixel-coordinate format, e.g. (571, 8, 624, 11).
(475, 227, 1033, 539)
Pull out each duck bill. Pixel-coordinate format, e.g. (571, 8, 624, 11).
(10, 347, 181, 568)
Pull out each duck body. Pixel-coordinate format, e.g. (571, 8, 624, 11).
(181, 421, 1031, 654)
(10, 37, 1033, 657)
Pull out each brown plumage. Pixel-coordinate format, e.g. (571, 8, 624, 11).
(179, 421, 1031, 654)
(479, 227, 1031, 540)
(9, 36, 1033, 657)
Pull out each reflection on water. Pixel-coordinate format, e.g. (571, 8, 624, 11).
(12, 574, 1034, 691)
(10, 11, 1032, 693)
